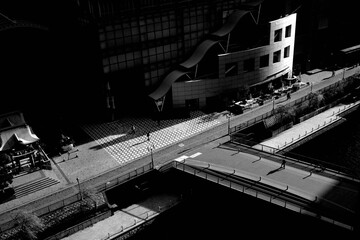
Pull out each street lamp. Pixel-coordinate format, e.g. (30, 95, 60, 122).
(226, 113, 231, 134)
(147, 143, 155, 168)
(76, 177, 83, 200)
(272, 97, 275, 111)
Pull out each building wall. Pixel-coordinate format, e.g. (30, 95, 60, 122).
(96, 0, 241, 90)
(172, 13, 296, 108)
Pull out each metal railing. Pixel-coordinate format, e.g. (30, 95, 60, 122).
(172, 160, 355, 231)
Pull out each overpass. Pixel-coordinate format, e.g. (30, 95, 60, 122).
(160, 135, 360, 231)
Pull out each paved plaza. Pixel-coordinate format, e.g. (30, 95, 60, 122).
(81, 111, 223, 165)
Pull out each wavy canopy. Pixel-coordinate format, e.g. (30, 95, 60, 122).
(211, 10, 249, 38)
(149, 70, 188, 100)
(179, 39, 219, 69)
(148, 0, 263, 103)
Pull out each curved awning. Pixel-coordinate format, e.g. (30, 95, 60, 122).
(250, 67, 290, 87)
(149, 70, 188, 100)
(211, 10, 249, 38)
(179, 39, 219, 69)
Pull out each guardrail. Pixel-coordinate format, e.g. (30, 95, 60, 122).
(229, 137, 359, 181)
(0, 162, 154, 233)
(229, 71, 359, 135)
(173, 160, 355, 231)
(99, 197, 182, 240)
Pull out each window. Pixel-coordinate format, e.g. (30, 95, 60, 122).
(273, 50, 281, 63)
(259, 54, 269, 68)
(284, 46, 290, 58)
(285, 25, 291, 38)
(225, 62, 238, 77)
(274, 29, 282, 42)
(243, 58, 255, 72)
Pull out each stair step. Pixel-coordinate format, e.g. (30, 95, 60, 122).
(14, 177, 60, 198)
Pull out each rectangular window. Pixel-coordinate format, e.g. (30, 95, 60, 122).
(284, 46, 290, 58)
(274, 29, 282, 42)
(225, 62, 238, 77)
(273, 50, 281, 63)
(285, 25, 291, 38)
(243, 58, 255, 72)
(259, 54, 269, 68)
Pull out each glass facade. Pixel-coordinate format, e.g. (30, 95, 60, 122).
(79, 0, 243, 103)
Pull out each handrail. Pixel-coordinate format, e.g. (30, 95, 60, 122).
(173, 160, 355, 230)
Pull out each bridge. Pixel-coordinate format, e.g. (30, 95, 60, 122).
(160, 133, 360, 231)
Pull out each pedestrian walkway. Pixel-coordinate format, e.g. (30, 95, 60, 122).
(62, 193, 180, 240)
(253, 101, 360, 153)
(171, 139, 359, 228)
(81, 111, 223, 165)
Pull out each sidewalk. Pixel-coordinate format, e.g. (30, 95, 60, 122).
(62, 193, 180, 240)
(254, 101, 360, 153)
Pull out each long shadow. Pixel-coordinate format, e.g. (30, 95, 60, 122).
(266, 166, 284, 175)
(74, 112, 207, 149)
(88, 132, 139, 150)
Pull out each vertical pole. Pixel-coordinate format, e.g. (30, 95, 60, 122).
(76, 177, 83, 200)
(272, 98, 275, 111)
(227, 114, 230, 134)
(150, 147, 154, 168)
(226, 33, 231, 53)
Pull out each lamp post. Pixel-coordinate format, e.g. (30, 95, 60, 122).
(147, 143, 155, 168)
(226, 113, 231, 134)
(272, 97, 275, 111)
(76, 177, 83, 200)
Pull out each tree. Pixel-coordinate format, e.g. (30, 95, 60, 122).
(81, 187, 98, 210)
(13, 210, 45, 240)
(0, 153, 13, 194)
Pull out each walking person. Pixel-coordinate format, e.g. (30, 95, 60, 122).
(130, 125, 136, 135)
(287, 92, 291, 100)
(147, 132, 150, 141)
(281, 159, 286, 169)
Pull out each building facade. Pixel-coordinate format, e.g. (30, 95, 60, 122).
(167, 13, 296, 109)
(74, 0, 359, 117)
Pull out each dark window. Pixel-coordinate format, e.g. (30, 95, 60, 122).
(243, 58, 255, 72)
(259, 54, 269, 68)
(284, 46, 290, 58)
(285, 25, 291, 38)
(274, 29, 282, 42)
(273, 50, 281, 63)
(225, 62, 238, 77)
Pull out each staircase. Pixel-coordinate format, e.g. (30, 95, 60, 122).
(13, 177, 60, 199)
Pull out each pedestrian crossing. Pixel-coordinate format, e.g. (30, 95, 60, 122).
(82, 111, 222, 165)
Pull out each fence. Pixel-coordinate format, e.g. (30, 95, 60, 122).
(229, 136, 359, 181)
(0, 162, 153, 233)
(229, 72, 358, 135)
(172, 160, 355, 231)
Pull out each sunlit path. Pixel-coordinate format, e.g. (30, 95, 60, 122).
(82, 111, 222, 165)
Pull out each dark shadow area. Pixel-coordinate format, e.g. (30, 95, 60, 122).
(266, 167, 284, 175)
(128, 169, 357, 240)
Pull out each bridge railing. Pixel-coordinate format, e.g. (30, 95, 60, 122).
(173, 160, 355, 231)
(228, 137, 360, 180)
